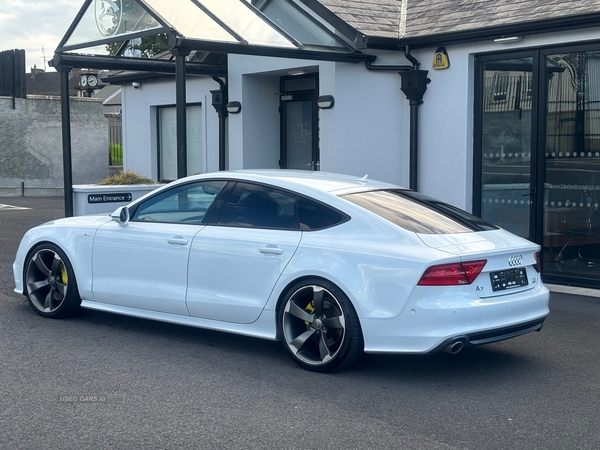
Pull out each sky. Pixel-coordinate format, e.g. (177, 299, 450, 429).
(0, 0, 85, 72)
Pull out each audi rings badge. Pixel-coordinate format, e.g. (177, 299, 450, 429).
(508, 254, 523, 267)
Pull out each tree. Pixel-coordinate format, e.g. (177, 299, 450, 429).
(106, 34, 169, 58)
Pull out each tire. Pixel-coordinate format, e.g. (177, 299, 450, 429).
(279, 279, 363, 372)
(24, 243, 81, 318)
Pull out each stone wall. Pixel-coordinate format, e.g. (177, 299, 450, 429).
(0, 95, 109, 196)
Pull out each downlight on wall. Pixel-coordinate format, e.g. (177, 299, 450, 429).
(317, 95, 334, 109)
(226, 101, 242, 114)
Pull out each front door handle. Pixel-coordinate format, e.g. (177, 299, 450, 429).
(260, 245, 284, 255)
(167, 237, 188, 246)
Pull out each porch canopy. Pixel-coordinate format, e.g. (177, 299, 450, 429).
(54, 0, 375, 216)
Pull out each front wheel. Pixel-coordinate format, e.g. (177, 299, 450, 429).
(24, 244, 81, 318)
(279, 279, 363, 372)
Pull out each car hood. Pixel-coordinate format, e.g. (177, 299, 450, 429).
(417, 228, 538, 256)
(37, 214, 113, 229)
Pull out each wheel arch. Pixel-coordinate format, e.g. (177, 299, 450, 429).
(21, 239, 87, 299)
(273, 274, 364, 342)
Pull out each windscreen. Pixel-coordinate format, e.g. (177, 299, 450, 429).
(341, 190, 499, 234)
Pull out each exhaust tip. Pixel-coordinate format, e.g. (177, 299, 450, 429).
(443, 340, 464, 355)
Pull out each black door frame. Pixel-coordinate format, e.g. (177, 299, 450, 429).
(474, 40, 600, 288)
(279, 73, 319, 170)
(473, 49, 542, 243)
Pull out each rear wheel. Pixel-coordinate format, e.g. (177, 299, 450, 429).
(24, 244, 81, 318)
(279, 279, 363, 372)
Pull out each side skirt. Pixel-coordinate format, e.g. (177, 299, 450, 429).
(80, 300, 278, 341)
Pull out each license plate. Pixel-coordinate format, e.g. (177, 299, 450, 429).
(490, 268, 528, 292)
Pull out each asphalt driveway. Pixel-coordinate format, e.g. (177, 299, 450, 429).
(1, 196, 599, 450)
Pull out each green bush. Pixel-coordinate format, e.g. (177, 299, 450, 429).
(97, 170, 156, 185)
(110, 143, 123, 165)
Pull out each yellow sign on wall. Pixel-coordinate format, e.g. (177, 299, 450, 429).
(432, 47, 450, 70)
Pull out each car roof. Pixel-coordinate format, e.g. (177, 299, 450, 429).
(189, 170, 403, 196)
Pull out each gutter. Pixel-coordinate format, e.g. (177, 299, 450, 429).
(366, 47, 430, 192)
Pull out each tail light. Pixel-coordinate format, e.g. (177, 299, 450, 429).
(534, 251, 541, 273)
(418, 260, 487, 286)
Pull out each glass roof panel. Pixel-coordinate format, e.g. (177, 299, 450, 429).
(142, 0, 238, 43)
(251, 0, 347, 49)
(57, 0, 368, 62)
(196, 0, 295, 48)
(64, 0, 164, 49)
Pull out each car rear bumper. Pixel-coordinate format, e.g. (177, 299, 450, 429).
(361, 282, 550, 354)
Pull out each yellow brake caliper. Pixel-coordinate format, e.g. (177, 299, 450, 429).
(60, 264, 68, 286)
(304, 301, 315, 327)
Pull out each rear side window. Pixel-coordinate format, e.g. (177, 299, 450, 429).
(341, 189, 498, 234)
(215, 182, 349, 231)
(297, 196, 348, 231)
(218, 183, 297, 229)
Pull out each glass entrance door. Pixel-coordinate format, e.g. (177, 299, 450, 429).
(476, 46, 600, 287)
(280, 75, 319, 170)
(479, 57, 535, 239)
(542, 50, 600, 283)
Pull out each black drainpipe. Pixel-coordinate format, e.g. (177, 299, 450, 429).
(366, 46, 430, 191)
(211, 77, 228, 171)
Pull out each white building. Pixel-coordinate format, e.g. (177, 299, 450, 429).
(55, 0, 600, 288)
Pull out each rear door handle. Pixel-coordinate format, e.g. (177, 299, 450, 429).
(167, 237, 188, 246)
(260, 245, 284, 255)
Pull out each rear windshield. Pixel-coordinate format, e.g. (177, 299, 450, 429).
(341, 189, 499, 234)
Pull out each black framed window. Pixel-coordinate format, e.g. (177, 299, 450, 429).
(474, 41, 600, 288)
(157, 103, 203, 182)
(131, 180, 226, 224)
(215, 181, 348, 230)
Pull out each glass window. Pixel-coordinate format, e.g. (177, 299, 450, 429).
(493, 72, 509, 102)
(217, 183, 299, 229)
(342, 190, 498, 234)
(59, 0, 361, 58)
(480, 57, 534, 238)
(131, 180, 226, 224)
(216, 182, 347, 230)
(297, 196, 348, 230)
(252, 0, 347, 49)
(543, 50, 600, 281)
(63, 0, 164, 50)
(158, 104, 203, 182)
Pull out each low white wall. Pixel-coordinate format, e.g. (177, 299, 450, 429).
(72, 184, 161, 216)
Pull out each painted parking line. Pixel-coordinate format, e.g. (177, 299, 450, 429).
(0, 204, 31, 210)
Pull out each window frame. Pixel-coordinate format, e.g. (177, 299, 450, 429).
(129, 179, 228, 225)
(156, 102, 205, 182)
(210, 181, 350, 231)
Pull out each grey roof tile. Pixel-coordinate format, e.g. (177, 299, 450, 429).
(315, 0, 600, 39)
(318, 0, 403, 38)
(404, 0, 600, 38)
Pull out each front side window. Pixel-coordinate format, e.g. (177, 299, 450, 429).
(342, 190, 498, 234)
(131, 180, 226, 224)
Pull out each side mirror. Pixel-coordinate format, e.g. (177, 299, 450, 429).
(111, 206, 130, 227)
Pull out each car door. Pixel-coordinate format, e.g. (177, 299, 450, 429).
(91, 180, 227, 315)
(186, 182, 302, 323)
